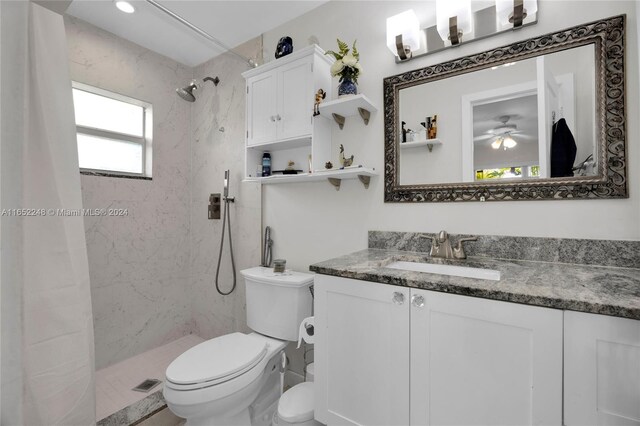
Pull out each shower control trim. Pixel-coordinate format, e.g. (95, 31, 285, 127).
(209, 193, 221, 220)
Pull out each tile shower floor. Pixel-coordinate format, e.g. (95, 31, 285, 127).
(96, 334, 204, 422)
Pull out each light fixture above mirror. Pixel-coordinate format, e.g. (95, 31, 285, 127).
(387, 0, 538, 63)
(386, 10, 422, 60)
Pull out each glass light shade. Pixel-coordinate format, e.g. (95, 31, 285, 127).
(115, 1, 135, 14)
(491, 139, 502, 149)
(503, 136, 517, 148)
(386, 10, 421, 56)
(496, 0, 537, 26)
(436, 0, 472, 42)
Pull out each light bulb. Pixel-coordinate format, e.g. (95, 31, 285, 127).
(115, 1, 135, 14)
(503, 136, 517, 148)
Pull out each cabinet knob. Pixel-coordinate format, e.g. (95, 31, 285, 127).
(270, 116, 276, 122)
(276, 114, 282, 121)
(392, 292, 405, 305)
(411, 294, 425, 308)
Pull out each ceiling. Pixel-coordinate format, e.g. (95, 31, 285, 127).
(473, 94, 539, 147)
(66, 0, 327, 67)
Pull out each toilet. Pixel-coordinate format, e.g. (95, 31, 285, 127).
(163, 267, 314, 426)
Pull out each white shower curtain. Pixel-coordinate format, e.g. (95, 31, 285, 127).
(3, 2, 96, 424)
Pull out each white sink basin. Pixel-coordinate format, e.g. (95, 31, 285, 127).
(386, 261, 501, 281)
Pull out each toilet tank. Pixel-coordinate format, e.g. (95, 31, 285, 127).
(241, 267, 314, 342)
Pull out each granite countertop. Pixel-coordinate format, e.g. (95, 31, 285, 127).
(309, 248, 640, 320)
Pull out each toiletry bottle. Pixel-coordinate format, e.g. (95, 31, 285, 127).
(431, 115, 438, 139)
(262, 153, 271, 177)
(401, 121, 407, 143)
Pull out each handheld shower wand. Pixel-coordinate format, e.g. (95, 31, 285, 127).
(215, 170, 236, 295)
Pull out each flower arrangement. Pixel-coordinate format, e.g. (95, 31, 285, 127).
(325, 39, 362, 95)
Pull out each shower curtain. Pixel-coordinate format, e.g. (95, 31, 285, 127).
(2, 2, 96, 424)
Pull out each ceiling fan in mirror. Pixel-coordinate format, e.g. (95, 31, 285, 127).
(476, 115, 533, 150)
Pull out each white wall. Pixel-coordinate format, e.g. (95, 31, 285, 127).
(65, 17, 194, 369)
(260, 1, 640, 277)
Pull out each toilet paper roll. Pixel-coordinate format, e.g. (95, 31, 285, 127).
(297, 316, 315, 348)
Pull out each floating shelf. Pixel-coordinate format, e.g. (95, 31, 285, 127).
(244, 167, 377, 190)
(319, 94, 378, 129)
(400, 138, 442, 152)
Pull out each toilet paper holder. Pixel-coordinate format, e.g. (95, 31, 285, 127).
(297, 316, 315, 348)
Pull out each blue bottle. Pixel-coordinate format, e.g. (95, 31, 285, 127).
(262, 153, 271, 177)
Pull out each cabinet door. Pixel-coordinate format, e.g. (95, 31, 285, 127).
(410, 289, 563, 426)
(315, 275, 410, 426)
(246, 71, 277, 146)
(277, 58, 313, 140)
(564, 311, 640, 425)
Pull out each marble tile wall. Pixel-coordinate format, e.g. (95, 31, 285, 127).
(65, 17, 194, 369)
(189, 38, 263, 340)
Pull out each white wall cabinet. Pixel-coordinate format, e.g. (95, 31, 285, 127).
(242, 45, 332, 179)
(246, 56, 313, 146)
(315, 275, 563, 425)
(564, 311, 640, 426)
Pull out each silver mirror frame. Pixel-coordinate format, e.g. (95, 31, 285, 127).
(383, 15, 627, 202)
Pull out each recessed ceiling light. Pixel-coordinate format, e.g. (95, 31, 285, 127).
(115, 1, 135, 14)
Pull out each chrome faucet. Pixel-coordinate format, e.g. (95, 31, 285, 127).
(424, 231, 477, 260)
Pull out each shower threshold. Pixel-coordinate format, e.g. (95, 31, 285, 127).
(96, 334, 204, 425)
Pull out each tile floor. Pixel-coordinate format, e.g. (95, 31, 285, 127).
(135, 408, 184, 426)
(96, 335, 204, 421)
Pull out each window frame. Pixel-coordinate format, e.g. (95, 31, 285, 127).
(72, 81, 153, 178)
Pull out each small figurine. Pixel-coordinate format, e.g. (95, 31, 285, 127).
(339, 144, 354, 168)
(275, 36, 293, 59)
(313, 89, 326, 116)
(325, 161, 333, 169)
(286, 160, 295, 170)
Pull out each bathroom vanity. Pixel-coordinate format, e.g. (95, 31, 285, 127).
(310, 232, 640, 426)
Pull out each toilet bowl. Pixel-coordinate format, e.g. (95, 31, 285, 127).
(163, 267, 314, 426)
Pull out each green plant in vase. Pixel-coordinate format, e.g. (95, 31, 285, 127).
(325, 39, 362, 96)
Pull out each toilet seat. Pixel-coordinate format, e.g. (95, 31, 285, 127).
(165, 333, 268, 391)
(278, 382, 315, 423)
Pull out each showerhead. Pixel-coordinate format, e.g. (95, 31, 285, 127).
(176, 76, 220, 102)
(176, 81, 198, 102)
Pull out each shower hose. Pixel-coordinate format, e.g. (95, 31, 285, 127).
(215, 197, 236, 295)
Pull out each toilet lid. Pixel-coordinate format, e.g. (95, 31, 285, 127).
(278, 382, 315, 423)
(166, 333, 267, 385)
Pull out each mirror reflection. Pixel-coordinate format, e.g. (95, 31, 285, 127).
(398, 44, 596, 186)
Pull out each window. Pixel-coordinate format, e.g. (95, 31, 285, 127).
(475, 165, 539, 181)
(72, 82, 152, 178)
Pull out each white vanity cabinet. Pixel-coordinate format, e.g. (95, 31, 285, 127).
(314, 275, 410, 426)
(314, 275, 563, 426)
(410, 288, 562, 425)
(564, 311, 640, 426)
(242, 45, 333, 179)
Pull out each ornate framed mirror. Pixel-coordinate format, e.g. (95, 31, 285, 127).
(383, 15, 626, 202)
